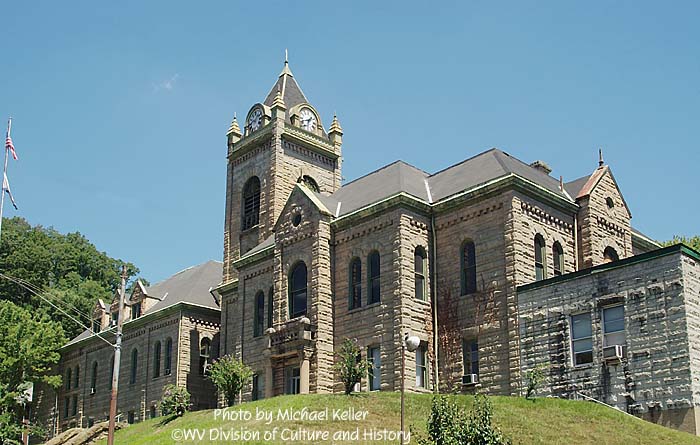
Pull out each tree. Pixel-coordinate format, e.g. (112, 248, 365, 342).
(159, 384, 191, 417)
(662, 235, 700, 252)
(207, 355, 253, 407)
(525, 365, 547, 400)
(0, 301, 65, 444)
(417, 394, 511, 445)
(0, 217, 141, 338)
(333, 339, 370, 395)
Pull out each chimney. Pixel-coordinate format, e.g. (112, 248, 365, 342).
(530, 160, 552, 175)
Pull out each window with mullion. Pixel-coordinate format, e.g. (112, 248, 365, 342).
(254, 291, 265, 337)
(414, 247, 427, 300)
(368, 252, 381, 304)
(535, 235, 546, 281)
(461, 240, 477, 295)
(603, 305, 625, 347)
(289, 262, 308, 319)
(368, 346, 381, 391)
(553, 242, 564, 276)
(349, 258, 362, 310)
(571, 313, 593, 365)
(462, 340, 479, 376)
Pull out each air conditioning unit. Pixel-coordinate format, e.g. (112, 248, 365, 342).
(462, 374, 479, 385)
(603, 345, 624, 362)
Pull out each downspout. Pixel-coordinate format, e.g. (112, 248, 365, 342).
(430, 210, 439, 392)
(573, 214, 579, 271)
(240, 277, 246, 360)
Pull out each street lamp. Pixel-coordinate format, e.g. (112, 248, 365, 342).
(401, 333, 421, 444)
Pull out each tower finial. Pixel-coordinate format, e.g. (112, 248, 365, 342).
(598, 148, 604, 167)
(285, 48, 288, 65)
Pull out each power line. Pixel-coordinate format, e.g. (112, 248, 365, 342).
(9, 274, 97, 323)
(0, 272, 115, 348)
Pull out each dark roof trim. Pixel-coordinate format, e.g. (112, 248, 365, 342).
(233, 244, 274, 269)
(517, 243, 700, 293)
(331, 192, 431, 231)
(62, 301, 219, 351)
(432, 173, 578, 214)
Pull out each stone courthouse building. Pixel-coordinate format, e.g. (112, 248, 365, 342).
(35, 59, 700, 436)
(215, 60, 700, 434)
(38, 260, 222, 433)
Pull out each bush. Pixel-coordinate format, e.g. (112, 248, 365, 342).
(208, 355, 253, 406)
(159, 384, 190, 417)
(525, 365, 547, 400)
(333, 339, 371, 395)
(417, 394, 511, 445)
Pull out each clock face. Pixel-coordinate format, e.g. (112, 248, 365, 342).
(300, 108, 317, 132)
(248, 108, 263, 132)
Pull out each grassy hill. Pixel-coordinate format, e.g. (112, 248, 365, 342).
(94, 393, 700, 444)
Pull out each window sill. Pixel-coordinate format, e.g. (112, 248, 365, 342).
(240, 225, 260, 235)
(347, 302, 382, 314)
(570, 363, 594, 371)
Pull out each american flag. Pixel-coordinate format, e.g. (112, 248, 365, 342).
(5, 134, 17, 160)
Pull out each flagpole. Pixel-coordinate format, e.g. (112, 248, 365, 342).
(0, 117, 11, 242)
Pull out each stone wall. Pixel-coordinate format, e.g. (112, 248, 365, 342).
(518, 247, 700, 434)
(433, 193, 511, 394)
(51, 305, 219, 432)
(577, 168, 633, 269)
(333, 207, 433, 393)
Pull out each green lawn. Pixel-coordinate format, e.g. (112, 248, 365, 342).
(93, 393, 700, 444)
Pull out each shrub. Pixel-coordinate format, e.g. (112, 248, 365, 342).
(333, 339, 370, 395)
(159, 384, 190, 417)
(525, 365, 547, 400)
(417, 394, 511, 445)
(208, 355, 253, 406)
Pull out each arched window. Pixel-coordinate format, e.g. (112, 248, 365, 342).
(254, 291, 265, 337)
(267, 287, 274, 329)
(349, 258, 362, 310)
(604, 246, 619, 263)
(461, 240, 477, 295)
(301, 175, 320, 193)
(153, 341, 161, 378)
(242, 176, 261, 230)
(66, 368, 72, 390)
(164, 338, 173, 376)
(130, 349, 138, 384)
(199, 338, 211, 375)
(553, 242, 564, 276)
(90, 362, 98, 394)
(368, 251, 381, 304)
(535, 235, 546, 281)
(74, 366, 79, 388)
(415, 247, 427, 300)
(288, 262, 308, 319)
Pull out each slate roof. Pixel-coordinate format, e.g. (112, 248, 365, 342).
(263, 62, 309, 110)
(427, 148, 570, 202)
(316, 148, 571, 219)
(318, 161, 430, 217)
(144, 260, 222, 313)
(564, 175, 591, 199)
(64, 260, 222, 347)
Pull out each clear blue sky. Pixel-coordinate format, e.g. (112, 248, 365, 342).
(1, 1, 698, 283)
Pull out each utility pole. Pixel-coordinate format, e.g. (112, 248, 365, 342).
(107, 266, 127, 445)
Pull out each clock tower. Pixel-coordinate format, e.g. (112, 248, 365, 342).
(222, 59, 343, 282)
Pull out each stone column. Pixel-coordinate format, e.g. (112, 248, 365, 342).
(265, 358, 274, 398)
(300, 348, 311, 394)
